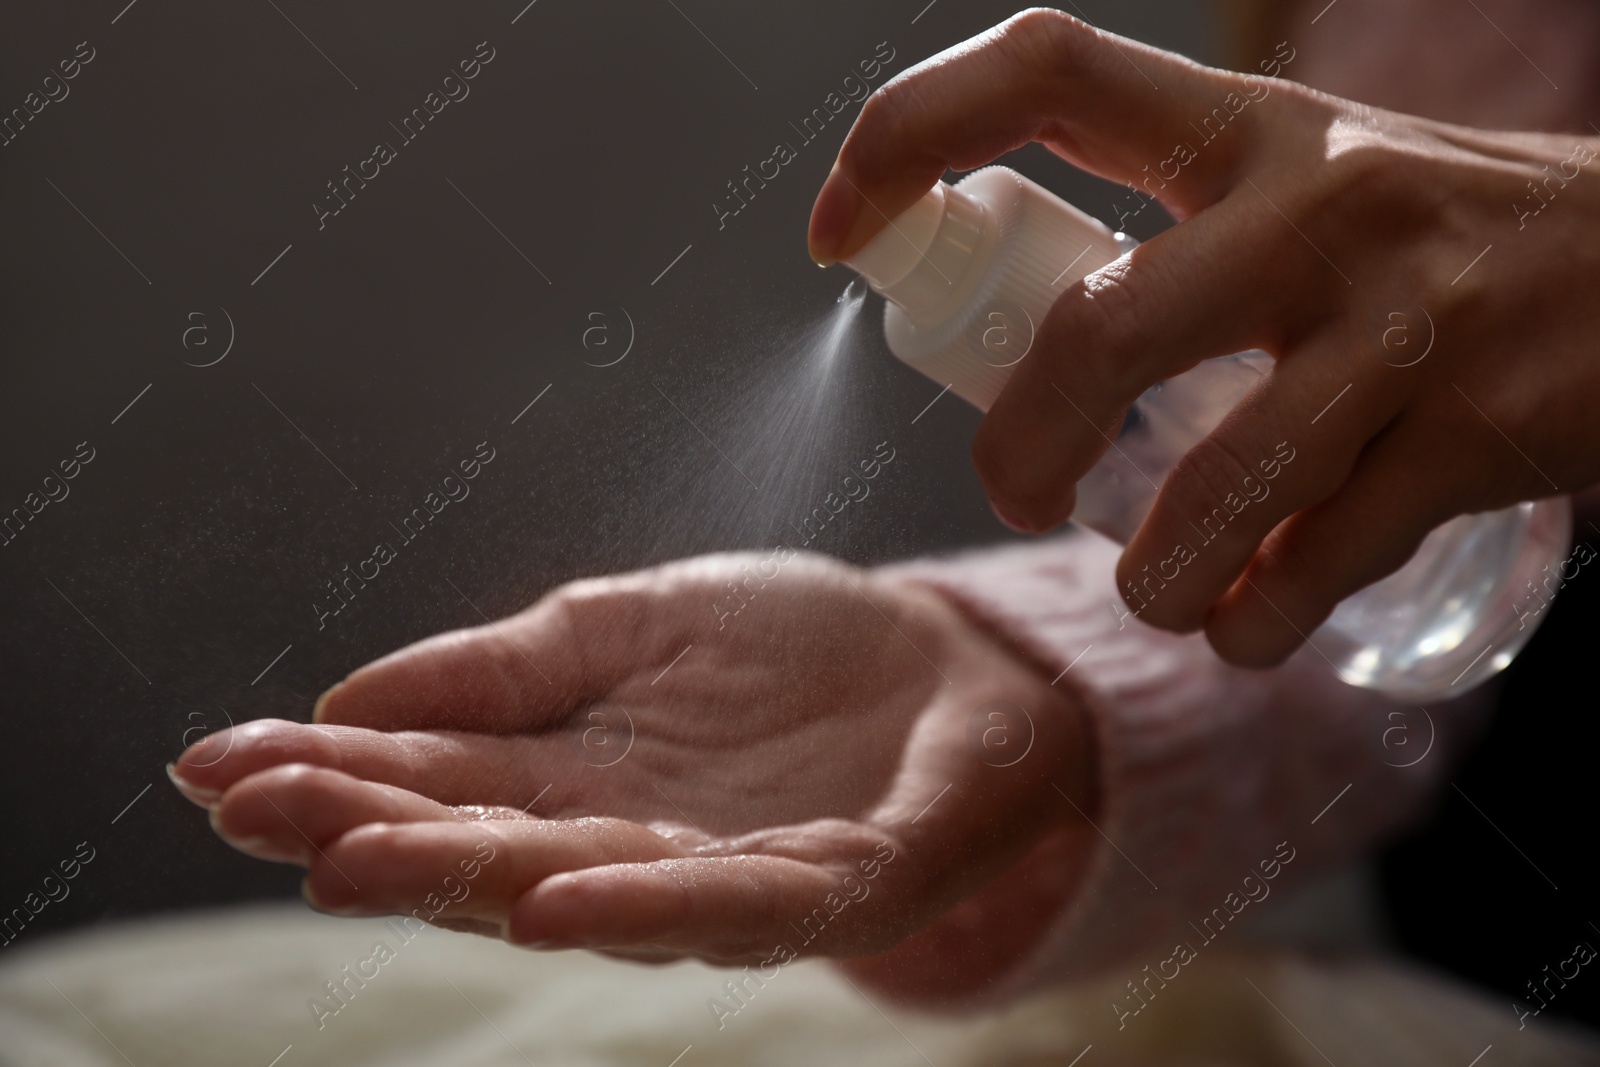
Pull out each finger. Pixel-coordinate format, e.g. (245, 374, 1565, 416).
(314, 590, 596, 732)
(1114, 338, 1407, 632)
(173, 719, 340, 804)
(509, 855, 890, 962)
(172, 719, 575, 812)
(315, 566, 711, 732)
(1203, 420, 1465, 667)
(810, 8, 1256, 264)
(973, 194, 1311, 532)
(303, 817, 683, 922)
(210, 764, 461, 864)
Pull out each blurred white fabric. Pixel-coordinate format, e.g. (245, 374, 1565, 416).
(2, 901, 1596, 1067)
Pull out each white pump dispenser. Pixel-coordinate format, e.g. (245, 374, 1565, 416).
(845, 166, 1572, 701)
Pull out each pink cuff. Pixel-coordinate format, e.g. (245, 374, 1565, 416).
(880, 531, 1484, 1004)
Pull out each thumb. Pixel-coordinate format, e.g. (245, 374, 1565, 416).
(809, 8, 1260, 264)
(314, 593, 592, 733)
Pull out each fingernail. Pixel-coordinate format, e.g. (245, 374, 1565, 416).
(311, 680, 344, 724)
(301, 880, 325, 914)
(505, 913, 582, 949)
(223, 832, 302, 864)
(299, 877, 367, 915)
(166, 762, 220, 806)
(808, 162, 856, 268)
(989, 497, 1033, 533)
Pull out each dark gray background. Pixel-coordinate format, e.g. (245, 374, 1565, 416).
(0, 1, 1217, 938)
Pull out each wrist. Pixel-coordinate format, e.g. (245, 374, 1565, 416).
(836, 820, 1098, 1007)
(879, 566, 1102, 823)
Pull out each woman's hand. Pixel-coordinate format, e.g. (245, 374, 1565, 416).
(169, 553, 1096, 966)
(809, 8, 1600, 667)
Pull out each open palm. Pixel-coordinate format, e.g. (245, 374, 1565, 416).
(172, 552, 1094, 964)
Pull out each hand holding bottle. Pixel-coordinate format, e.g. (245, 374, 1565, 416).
(808, 8, 1600, 667)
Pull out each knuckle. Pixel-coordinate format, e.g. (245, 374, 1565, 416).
(1423, 264, 1483, 333)
(1328, 140, 1403, 203)
(1311, 136, 1433, 239)
(998, 7, 1081, 54)
(855, 75, 908, 133)
(1005, 7, 1074, 33)
(845, 79, 922, 178)
(1050, 261, 1160, 387)
(549, 574, 613, 610)
(845, 8, 1084, 182)
(545, 578, 621, 643)
(1251, 525, 1330, 601)
(851, 76, 947, 183)
(1168, 434, 1265, 531)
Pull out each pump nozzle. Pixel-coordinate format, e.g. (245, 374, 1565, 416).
(843, 181, 991, 323)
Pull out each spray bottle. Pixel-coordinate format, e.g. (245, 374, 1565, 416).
(842, 166, 1571, 700)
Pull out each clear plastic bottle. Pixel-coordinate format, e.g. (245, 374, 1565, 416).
(843, 166, 1572, 701)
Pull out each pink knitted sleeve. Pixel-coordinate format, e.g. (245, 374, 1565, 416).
(874, 530, 1488, 1005)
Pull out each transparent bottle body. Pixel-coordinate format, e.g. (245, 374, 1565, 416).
(861, 171, 1573, 702)
(1076, 347, 1573, 701)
